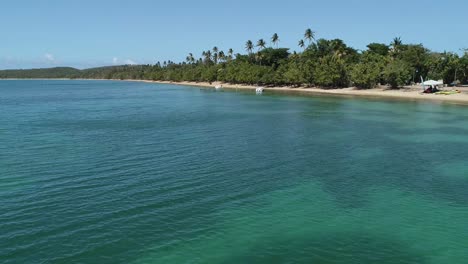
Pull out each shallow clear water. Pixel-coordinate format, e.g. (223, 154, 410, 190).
(1, 80, 467, 264)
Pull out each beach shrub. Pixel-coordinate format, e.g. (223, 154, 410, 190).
(383, 60, 412, 88)
(350, 53, 385, 89)
(442, 53, 460, 84)
(282, 58, 306, 87)
(200, 66, 217, 83)
(350, 62, 381, 89)
(460, 52, 468, 84)
(397, 44, 429, 83)
(313, 55, 349, 88)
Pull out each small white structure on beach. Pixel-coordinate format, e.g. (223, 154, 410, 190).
(215, 85, 222, 90)
(423, 80, 444, 87)
(256, 87, 264, 94)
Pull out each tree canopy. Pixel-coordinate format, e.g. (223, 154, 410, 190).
(2, 29, 467, 89)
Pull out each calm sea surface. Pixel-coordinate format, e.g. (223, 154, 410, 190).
(1, 80, 467, 264)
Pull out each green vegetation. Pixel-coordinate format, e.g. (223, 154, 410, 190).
(0, 67, 81, 79)
(1, 30, 468, 88)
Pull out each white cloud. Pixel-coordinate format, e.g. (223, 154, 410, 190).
(112, 57, 137, 65)
(124, 59, 137, 65)
(44, 53, 55, 62)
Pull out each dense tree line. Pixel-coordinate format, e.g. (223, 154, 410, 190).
(0, 67, 81, 79)
(1, 29, 467, 89)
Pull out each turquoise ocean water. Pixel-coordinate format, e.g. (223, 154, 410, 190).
(1, 80, 467, 263)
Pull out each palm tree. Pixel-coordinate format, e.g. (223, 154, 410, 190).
(298, 39, 305, 50)
(390, 37, 403, 56)
(330, 39, 347, 59)
(212, 47, 219, 64)
(203, 50, 212, 64)
(257, 39, 266, 51)
(245, 40, 254, 54)
(304, 28, 315, 45)
(186, 53, 195, 64)
(218, 51, 225, 63)
(228, 48, 234, 61)
(391, 37, 402, 48)
(271, 33, 279, 48)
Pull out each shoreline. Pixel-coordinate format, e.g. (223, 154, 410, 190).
(135, 80, 468, 106)
(2, 78, 468, 106)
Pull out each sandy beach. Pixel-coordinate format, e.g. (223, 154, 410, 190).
(138, 80, 468, 106)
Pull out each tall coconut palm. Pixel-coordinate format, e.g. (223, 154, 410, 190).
(201, 51, 206, 64)
(245, 40, 254, 54)
(390, 37, 403, 57)
(391, 37, 402, 49)
(298, 39, 305, 50)
(186, 53, 195, 64)
(218, 51, 225, 63)
(304, 28, 315, 45)
(212, 47, 219, 64)
(271, 33, 279, 48)
(391, 37, 402, 48)
(257, 39, 266, 51)
(203, 50, 212, 64)
(330, 39, 347, 59)
(228, 48, 234, 61)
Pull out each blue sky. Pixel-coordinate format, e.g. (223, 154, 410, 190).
(1, 0, 467, 69)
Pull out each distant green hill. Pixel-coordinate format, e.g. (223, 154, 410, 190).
(0, 67, 82, 79)
(0, 65, 148, 80)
